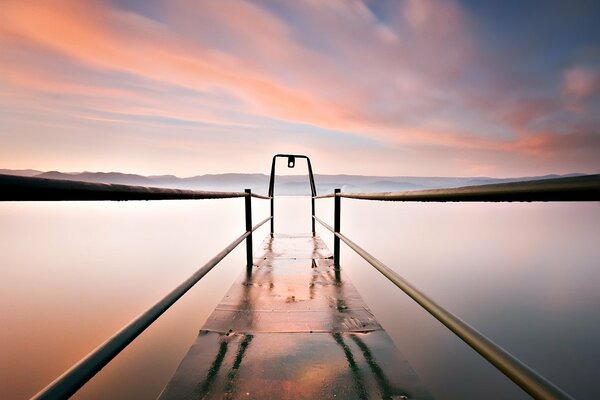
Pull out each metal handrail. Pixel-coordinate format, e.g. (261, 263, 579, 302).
(313, 193, 335, 199)
(0, 174, 272, 201)
(31, 216, 271, 400)
(251, 192, 271, 200)
(2, 171, 274, 399)
(267, 154, 318, 235)
(314, 216, 573, 400)
(313, 174, 587, 400)
(313, 174, 600, 202)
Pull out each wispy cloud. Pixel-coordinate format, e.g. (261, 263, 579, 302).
(0, 0, 598, 175)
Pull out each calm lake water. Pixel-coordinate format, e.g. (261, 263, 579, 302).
(1, 197, 598, 399)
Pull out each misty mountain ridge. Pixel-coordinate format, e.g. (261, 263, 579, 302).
(0, 169, 588, 196)
(0, 169, 43, 177)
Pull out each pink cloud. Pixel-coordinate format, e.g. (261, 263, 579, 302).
(562, 66, 600, 111)
(0, 0, 598, 175)
(0, 1, 341, 119)
(563, 66, 600, 99)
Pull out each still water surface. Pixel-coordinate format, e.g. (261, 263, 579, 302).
(0, 198, 598, 399)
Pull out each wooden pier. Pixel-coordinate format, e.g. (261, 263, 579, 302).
(159, 234, 431, 399)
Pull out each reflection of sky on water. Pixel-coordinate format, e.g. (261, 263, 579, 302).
(0, 198, 598, 399)
(0, 199, 269, 399)
(317, 199, 600, 399)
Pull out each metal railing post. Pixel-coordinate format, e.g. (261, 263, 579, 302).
(267, 154, 318, 238)
(270, 197, 274, 236)
(268, 155, 276, 237)
(311, 197, 316, 236)
(334, 188, 341, 268)
(245, 189, 253, 270)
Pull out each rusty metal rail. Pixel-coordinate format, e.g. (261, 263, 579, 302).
(31, 216, 271, 400)
(0, 174, 272, 201)
(313, 174, 600, 201)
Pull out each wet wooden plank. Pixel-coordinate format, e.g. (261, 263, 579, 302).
(159, 234, 431, 399)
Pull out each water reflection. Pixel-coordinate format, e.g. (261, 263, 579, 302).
(350, 334, 398, 399)
(195, 340, 228, 396)
(0, 199, 268, 400)
(224, 334, 253, 399)
(332, 332, 369, 400)
(0, 199, 598, 399)
(317, 200, 600, 399)
(194, 333, 254, 399)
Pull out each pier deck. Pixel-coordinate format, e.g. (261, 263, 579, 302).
(159, 234, 430, 400)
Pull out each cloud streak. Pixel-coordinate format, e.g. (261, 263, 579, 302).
(0, 0, 598, 175)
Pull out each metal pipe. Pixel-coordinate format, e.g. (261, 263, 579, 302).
(307, 159, 317, 235)
(250, 193, 271, 200)
(266, 154, 318, 236)
(245, 189, 253, 271)
(270, 196, 275, 236)
(313, 174, 599, 202)
(314, 193, 335, 199)
(314, 215, 574, 400)
(305, 157, 317, 197)
(31, 216, 271, 400)
(311, 197, 316, 236)
(0, 174, 250, 201)
(268, 156, 277, 236)
(333, 188, 341, 268)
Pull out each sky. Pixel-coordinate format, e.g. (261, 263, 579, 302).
(0, 0, 599, 177)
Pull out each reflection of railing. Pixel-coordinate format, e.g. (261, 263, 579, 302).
(194, 333, 254, 398)
(314, 175, 599, 400)
(0, 173, 271, 399)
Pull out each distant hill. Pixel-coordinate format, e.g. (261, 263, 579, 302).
(0, 169, 591, 196)
(462, 174, 585, 187)
(0, 169, 42, 177)
(35, 171, 154, 186)
(364, 181, 424, 192)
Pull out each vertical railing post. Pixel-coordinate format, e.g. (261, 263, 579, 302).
(270, 196, 274, 237)
(245, 189, 253, 272)
(311, 197, 316, 236)
(268, 155, 276, 237)
(334, 188, 341, 268)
